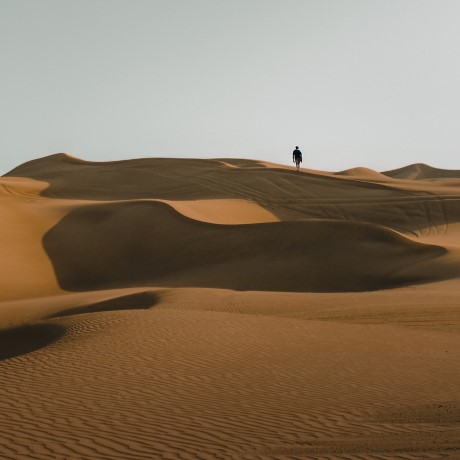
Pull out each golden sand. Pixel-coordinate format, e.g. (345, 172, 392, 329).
(0, 154, 458, 458)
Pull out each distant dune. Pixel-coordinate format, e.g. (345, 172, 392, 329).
(383, 162, 460, 180)
(0, 154, 459, 459)
(335, 166, 393, 181)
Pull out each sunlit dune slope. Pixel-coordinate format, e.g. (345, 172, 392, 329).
(0, 177, 65, 300)
(160, 198, 279, 224)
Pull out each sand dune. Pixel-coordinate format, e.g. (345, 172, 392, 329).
(0, 177, 66, 301)
(0, 153, 459, 459)
(335, 166, 394, 182)
(42, 200, 448, 292)
(383, 162, 460, 180)
(161, 198, 279, 224)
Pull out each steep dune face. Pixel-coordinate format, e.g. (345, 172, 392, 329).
(42, 200, 447, 292)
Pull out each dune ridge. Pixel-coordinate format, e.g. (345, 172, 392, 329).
(383, 162, 460, 180)
(7, 154, 460, 232)
(0, 153, 459, 459)
(335, 166, 393, 182)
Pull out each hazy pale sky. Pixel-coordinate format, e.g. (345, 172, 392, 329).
(1, 0, 460, 174)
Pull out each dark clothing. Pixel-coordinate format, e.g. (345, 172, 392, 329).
(293, 149, 302, 162)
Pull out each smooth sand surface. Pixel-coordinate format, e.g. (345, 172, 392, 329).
(0, 153, 459, 459)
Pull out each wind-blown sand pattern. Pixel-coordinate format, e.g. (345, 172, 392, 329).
(0, 153, 459, 459)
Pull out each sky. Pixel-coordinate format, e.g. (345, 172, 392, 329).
(1, 0, 460, 174)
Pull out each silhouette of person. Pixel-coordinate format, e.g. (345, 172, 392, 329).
(292, 146, 302, 171)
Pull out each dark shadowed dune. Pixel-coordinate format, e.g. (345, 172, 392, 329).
(0, 323, 65, 360)
(335, 167, 392, 181)
(42, 200, 448, 293)
(48, 291, 159, 318)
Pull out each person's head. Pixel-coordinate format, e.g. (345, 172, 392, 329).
(295, 146, 299, 149)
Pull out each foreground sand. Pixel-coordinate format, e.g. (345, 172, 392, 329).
(0, 154, 459, 459)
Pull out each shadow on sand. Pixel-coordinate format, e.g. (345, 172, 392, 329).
(48, 291, 159, 318)
(0, 323, 66, 361)
(42, 200, 449, 293)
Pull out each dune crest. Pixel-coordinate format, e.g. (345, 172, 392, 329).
(335, 167, 393, 181)
(383, 162, 460, 180)
(161, 198, 279, 224)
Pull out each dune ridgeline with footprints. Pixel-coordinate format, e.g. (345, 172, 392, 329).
(0, 153, 459, 459)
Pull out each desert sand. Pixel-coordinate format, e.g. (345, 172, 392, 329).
(0, 153, 458, 459)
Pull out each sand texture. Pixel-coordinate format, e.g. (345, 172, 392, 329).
(0, 154, 459, 459)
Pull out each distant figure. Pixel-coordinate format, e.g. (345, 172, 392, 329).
(292, 146, 302, 172)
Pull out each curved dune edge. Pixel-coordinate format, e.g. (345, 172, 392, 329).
(0, 177, 67, 301)
(0, 176, 280, 303)
(160, 198, 279, 224)
(47, 290, 159, 318)
(335, 167, 395, 182)
(0, 176, 51, 198)
(0, 289, 159, 356)
(42, 199, 451, 293)
(0, 288, 161, 330)
(0, 323, 66, 360)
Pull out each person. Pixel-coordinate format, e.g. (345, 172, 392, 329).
(292, 146, 302, 171)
